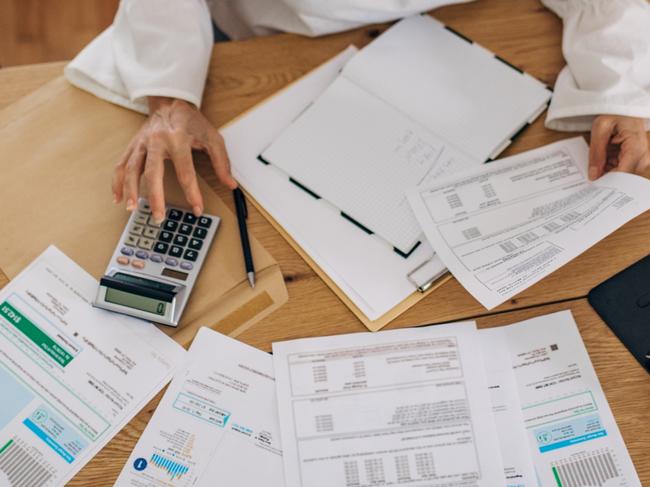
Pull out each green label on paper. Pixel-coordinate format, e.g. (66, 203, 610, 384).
(0, 439, 13, 456)
(0, 301, 73, 367)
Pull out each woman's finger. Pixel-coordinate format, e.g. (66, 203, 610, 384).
(588, 117, 615, 180)
(112, 142, 135, 203)
(170, 142, 204, 215)
(207, 132, 238, 189)
(143, 146, 167, 223)
(123, 145, 147, 211)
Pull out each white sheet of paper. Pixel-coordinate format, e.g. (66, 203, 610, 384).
(480, 328, 537, 487)
(0, 246, 185, 487)
(407, 137, 650, 309)
(497, 311, 641, 487)
(272, 322, 504, 487)
(115, 327, 284, 487)
(223, 47, 447, 321)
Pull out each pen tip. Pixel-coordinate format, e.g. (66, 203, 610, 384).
(247, 272, 256, 288)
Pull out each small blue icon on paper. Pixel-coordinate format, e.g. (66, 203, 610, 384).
(134, 457, 148, 471)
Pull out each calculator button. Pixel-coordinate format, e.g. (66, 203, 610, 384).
(143, 227, 158, 239)
(135, 250, 149, 259)
(140, 201, 151, 212)
(197, 216, 212, 228)
(193, 227, 207, 239)
(117, 256, 130, 265)
(130, 224, 144, 236)
(183, 213, 197, 224)
(165, 258, 178, 267)
(154, 242, 169, 254)
(138, 238, 154, 250)
(131, 260, 145, 270)
(134, 213, 148, 225)
(150, 254, 163, 263)
(183, 249, 199, 262)
(173, 234, 188, 247)
(180, 262, 194, 271)
(188, 238, 203, 251)
(121, 246, 134, 256)
(125, 235, 139, 247)
(158, 231, 173, 243)
(167, 209, 183, 221)
(148, 216, 162, 228)
(163, 220, 178, 232)
(178, 223, 193, 235)
(169, 246, 183, 258)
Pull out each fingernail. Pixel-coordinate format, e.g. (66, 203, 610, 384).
(588, 167, 598, 180)
(112, 194, 118, 204)
(126, 199, 135, 211)
(193, 205, 202, 216)
(153, 214, 165, 224)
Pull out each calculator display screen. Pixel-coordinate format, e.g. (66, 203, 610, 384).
(105, 287, 167, 316)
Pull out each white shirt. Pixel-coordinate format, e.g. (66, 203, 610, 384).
(64, 0, 650, 132)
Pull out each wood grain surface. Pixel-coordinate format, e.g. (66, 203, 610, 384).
(0, 0, 119, 67)
(0, 0, 648, 484)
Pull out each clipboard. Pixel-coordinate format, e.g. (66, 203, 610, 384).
(0, 76, 288, 347)
(213, 48, 450, 331)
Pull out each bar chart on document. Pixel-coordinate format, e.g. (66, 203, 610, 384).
(127, 417, 205, 486)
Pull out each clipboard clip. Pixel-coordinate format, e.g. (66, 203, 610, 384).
(407, 256, 444, 293)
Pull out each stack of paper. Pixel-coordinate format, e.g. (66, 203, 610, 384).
(261, 15, 551, 254)
(115, 311, 641, 487)
(224, 14, 551, 325)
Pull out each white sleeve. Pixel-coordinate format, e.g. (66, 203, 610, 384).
(542, 0, 650, 132)
(64, 0, 213, 114)
(273, 0, 473, 37)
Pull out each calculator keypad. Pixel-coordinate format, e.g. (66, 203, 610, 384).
(122, 206, 212, 275)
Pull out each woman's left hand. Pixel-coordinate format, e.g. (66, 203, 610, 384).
(588, 115, 650, 180)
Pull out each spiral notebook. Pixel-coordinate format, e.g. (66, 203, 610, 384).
(260, 15, 552, 255)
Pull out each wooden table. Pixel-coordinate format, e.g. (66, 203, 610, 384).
(0, 0, 648, 484)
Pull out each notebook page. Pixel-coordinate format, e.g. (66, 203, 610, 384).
(341, 15, 551, 161)
(261, 75, 475, 252)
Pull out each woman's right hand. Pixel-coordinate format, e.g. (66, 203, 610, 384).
(112, 96, 238, 223)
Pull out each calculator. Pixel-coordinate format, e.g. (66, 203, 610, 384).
(93, 199, 220, 327)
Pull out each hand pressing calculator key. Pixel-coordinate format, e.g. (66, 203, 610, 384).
(93, 199, 220, 327)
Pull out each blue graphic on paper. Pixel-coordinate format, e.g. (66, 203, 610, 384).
(535, 414, 607, 453)
(133, 457, 148, 471)
(22, 404, 88, 463)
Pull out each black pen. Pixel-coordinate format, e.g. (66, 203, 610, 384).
(233, 188, 256, 288)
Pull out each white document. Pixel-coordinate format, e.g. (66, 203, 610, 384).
(480, 329, 537, 487)
(115, 327, 283, 487)
(223, 46, 447, 322)
(272, 322, 505, 487)
(262, 15, 551, 252)
(496, 311, 641, 487)
(408, 137, 650, 309)
(0, 246, 185, 487)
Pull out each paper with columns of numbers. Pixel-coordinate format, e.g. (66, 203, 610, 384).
(0, 246, 185, 487)
(407, 137, 650, 309)
(272, 322, 504, 487)
(115, 327, 284, 487)
(485, 311, 641, 487)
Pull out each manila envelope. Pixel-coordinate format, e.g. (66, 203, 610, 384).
(0, 77, 287, 346)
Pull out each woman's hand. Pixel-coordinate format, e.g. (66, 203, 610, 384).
(112, 96, 237, 223)
(588, 115, 650, 180)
